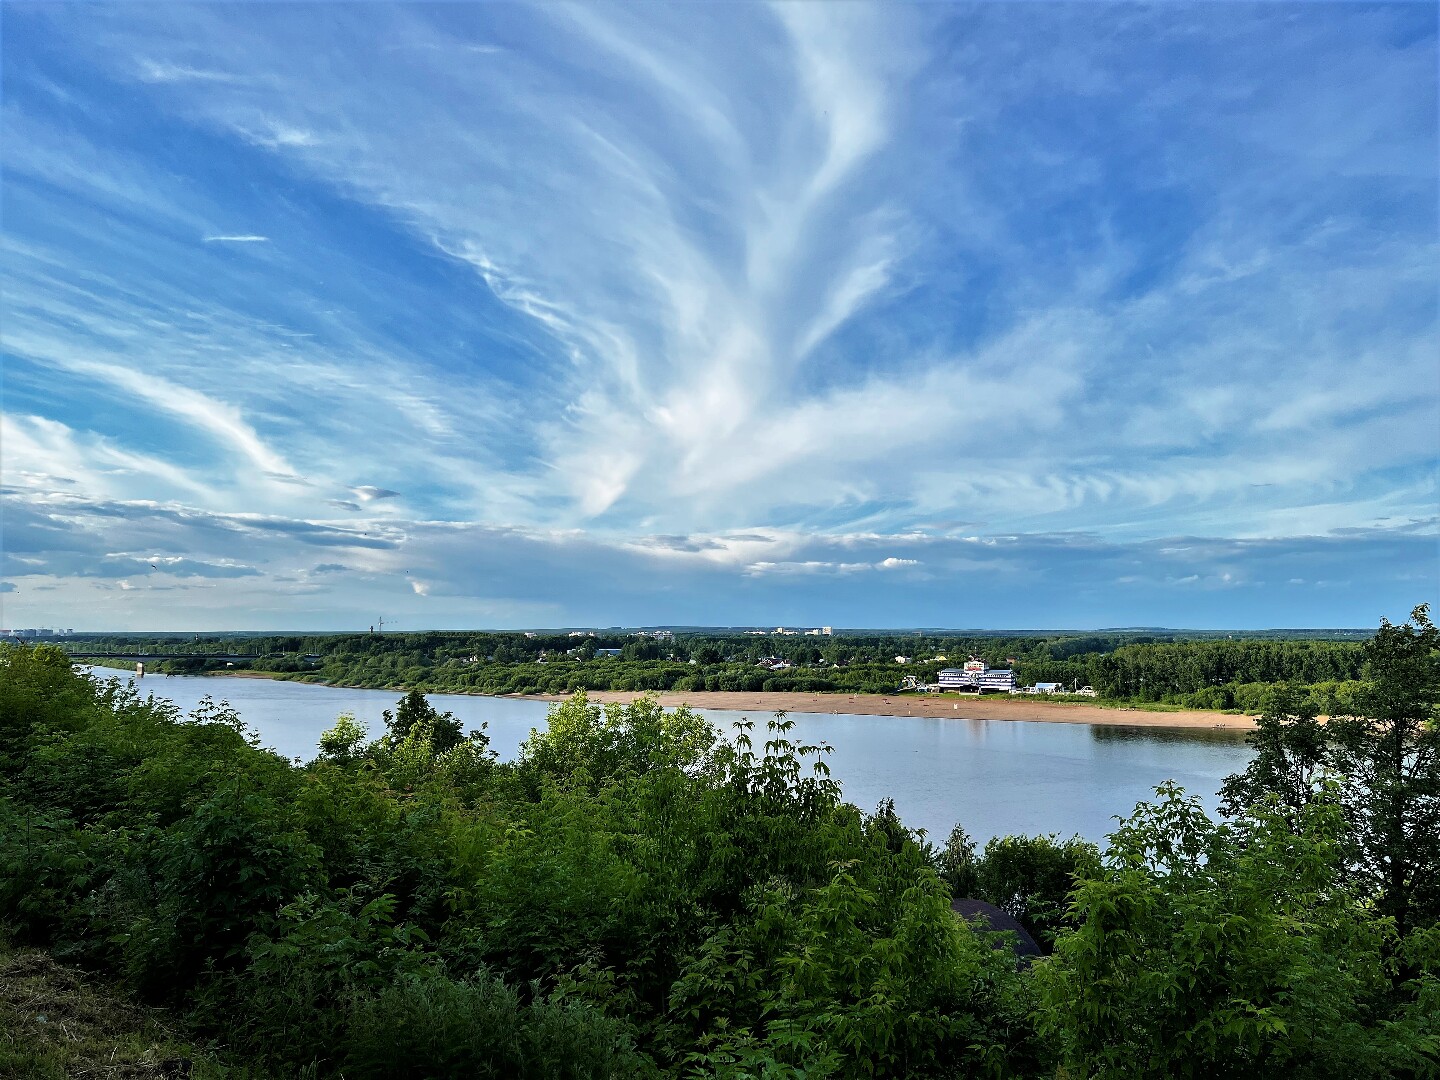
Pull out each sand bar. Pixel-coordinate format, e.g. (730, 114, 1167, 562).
(522, 690, 1256, 730)
(187, 669, 1253, 730)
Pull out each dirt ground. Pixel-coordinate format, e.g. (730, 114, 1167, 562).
(522, 690, 1256, 730)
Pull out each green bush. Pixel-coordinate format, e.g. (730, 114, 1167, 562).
(1036, 784, 1438, 1077)
(341, 972, 653, 1079)
(973, 834, 1101, 948)
(5, 625, 1439, 1079)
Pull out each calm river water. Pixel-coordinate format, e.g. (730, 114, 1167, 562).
(86, 669, 1253, 846)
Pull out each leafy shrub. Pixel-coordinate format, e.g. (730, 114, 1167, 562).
(1036, 784, 1426, 1077)
(973, 834, 1101, 948)
(5, 631, 1439, 1079)
(340, 972, 654, 1079)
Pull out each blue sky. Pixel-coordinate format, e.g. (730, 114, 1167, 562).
(2, 2, 1436, 631)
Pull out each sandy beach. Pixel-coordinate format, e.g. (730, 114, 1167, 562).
(523, 690, 1257, 730)
(186, 669, 1255, 729)
(177, 666, 1257, 730)
(189, 669, 1255, 729)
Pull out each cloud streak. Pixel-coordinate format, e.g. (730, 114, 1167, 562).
(0, 2, 1433, 627)
(2, 486, 1432, 629)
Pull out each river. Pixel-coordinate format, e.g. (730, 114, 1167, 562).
(88, 669, 1254, 846)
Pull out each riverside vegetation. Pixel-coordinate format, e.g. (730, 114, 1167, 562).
(80, 629, 1374, 713)
(4, 607, 1439, 1077)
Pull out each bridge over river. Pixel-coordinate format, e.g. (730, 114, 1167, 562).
(66, 651, 274, 661)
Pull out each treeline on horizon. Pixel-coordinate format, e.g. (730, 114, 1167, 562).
(4, 608, 1439, 1077)
(77, 629, 1372, 712)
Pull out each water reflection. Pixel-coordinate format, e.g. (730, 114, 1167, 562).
(1090, 724, 1251, 747)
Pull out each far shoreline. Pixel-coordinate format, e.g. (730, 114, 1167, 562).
(89, 666, 1256, 731)
(183, 668, 1255, 730)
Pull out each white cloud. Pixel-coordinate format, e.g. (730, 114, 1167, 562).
(2, 487, 1431, 628)
(240, 120, 317, 149)
(137, 59, 243, 84)
(794, 247, 894, 359)
(352, 486, 401, 502)
(0, 3, 1433, 627)
(1, 413, 215, 503)
(53, 358, 294, 479)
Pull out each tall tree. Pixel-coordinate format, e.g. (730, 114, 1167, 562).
(1038, 785, 1430, 1077)
(1331, 606, 1440, 939)
(1219, 683, 1330, 827)
(1221, 606, 1440, 939)
(381, 689, 465, 753)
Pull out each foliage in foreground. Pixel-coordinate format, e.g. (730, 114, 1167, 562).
(3, 606, 1439, 1077)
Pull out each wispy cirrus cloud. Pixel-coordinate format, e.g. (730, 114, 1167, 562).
(1, 2, 1433, 628)
(352, 486, 401, 502)
(137, 59, 243, 84)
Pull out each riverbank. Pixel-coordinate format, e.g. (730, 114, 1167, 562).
(521, 689, 1257, 730)
(189, 670, 1254, 729)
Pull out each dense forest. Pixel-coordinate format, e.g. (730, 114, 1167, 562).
(5, 608, 1438, 1076)
(72, 629, 1372, 713)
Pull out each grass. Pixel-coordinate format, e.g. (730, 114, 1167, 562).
(0, 941, 269, 1080)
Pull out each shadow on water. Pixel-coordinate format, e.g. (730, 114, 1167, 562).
(1089, 724, 1253, 747)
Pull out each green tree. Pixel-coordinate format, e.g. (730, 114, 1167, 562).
(1222, 606, 1440, 940)
(622, 639, 662, 662)
(518, 693, 718, 787)
(1219, 683, 1330, 827)
(0, 644, 91, 770)
(686, 865, 1036, 1078)
(973, 833, 1100, 947)
(691, 643, 724, 666)
(935, 824, 980, 899)
(382, 690, 466, 754)
(1037, 783, 1431, 1078)
(318, 712, 369, 763)
(1331, 605, 1440, 940)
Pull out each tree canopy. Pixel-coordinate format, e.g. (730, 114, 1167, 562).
(3, 608, 1438, 1077)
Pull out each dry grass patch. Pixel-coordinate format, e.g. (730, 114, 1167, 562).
(0, 946, 262, 1079)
